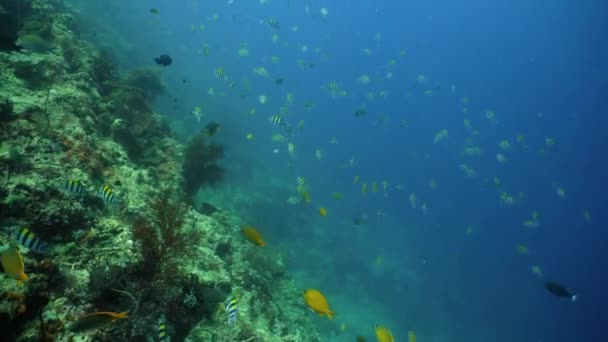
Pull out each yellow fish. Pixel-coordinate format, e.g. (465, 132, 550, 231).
(319, 207, 327, 217)
(0, 244, 29, 285)
(242, 226, 266, 247)
(362, 183, 367, 195)
(371, 182, 378, 193)
(408, 331, 416, 342)
(375, 325, 394, 342)
(303, 289, 335, 319)
(245, 133, 254, 140)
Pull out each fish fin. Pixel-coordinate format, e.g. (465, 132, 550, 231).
(327, 311, 335, 320)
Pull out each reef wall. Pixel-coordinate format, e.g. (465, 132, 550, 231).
(0, 0, 323, 341)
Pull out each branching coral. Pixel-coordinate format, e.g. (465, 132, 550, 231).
(125, 67, 164, 100)
(132, 187, 202, 285)
(182, 131, 225, 197)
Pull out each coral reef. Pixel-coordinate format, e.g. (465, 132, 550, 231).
(182, 130, 225, 198)
(0, 1, 324, 341)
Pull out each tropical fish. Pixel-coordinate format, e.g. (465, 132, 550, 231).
(303, 289, 335, 319)
(158, 314, 170, 342)
(70, 311, 128, 332)
(253, 66, 269, 77)
(0, 243, 29, 285)
(192, 106, 202, 122)
(215, 67, 226, 79)
(267, 18, 280, 29)
(225, 295, 238, 324)
(242, 226, 265, 247)
(361, 183, 367, 195)
(270, 115, 284, 126)
(374, 325, 394, 342)
(245, 133, 254, 140)
(544, 281, 577, 301)
(353, 109, 367, 117)
(64, 179, 87, 195)
(155, 54, 172, 67)
(332, 192, 343, 200)
(287, 142, 296, 157)
(315, 149, 323, 160)
(237, 47, 249, 57)
(99, 185, 117, 205)
(16, 34, 55, 53)
(319, 207, 327, 217)
(408, 331, 416, 342)
(12, 227, 48, 254)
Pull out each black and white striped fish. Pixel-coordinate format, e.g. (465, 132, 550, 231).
(225, 295, 238, 324)
(12, 227, 48, 254)
(99, 185, 117, 205)
(158, 314, 171, 342)
(64, 179, 87, 195)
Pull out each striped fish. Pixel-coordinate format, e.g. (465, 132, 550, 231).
(99, 185, 117, 205)
(270, 114, 283, 126)
(64, 179, 87, 195)
(158, 314, 171, 342)
(225, 295, 238, 324)
(12, 227, 47, 254)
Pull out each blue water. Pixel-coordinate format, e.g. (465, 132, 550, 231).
(75, 0, 607, 340)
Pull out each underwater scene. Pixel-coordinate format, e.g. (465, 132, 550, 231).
(0, 0, 606, 341)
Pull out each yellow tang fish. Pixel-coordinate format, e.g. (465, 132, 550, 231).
(242, 226, 265, 247)
(0, 244, 29, 285)
(375, 325, 394, 342)
(371, 182, 378, 193)
(319, 207, 327, 217)
(362, 183, 367, 195)
(408, 330, 416, 342)
(303, 289, 335, 319)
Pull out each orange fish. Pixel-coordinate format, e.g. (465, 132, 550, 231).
(70, 311, 128, 332)
(319, 207, 327, 217)
(303, 289, 335, 319)
(242, 226, 265, 247)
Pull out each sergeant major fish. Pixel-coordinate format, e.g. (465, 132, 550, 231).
(12, 227, 48, 254)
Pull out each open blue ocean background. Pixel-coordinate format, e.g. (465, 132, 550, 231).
(72, 0, 607, 340)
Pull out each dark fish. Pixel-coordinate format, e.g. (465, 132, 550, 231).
(354, 109, 367, 117)
(150, 8, 159, 14)
(275, 78, 284, 85)
(544, 281, 576, 301)
(155, 54, 172, 66)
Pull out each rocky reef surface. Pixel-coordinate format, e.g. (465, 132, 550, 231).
(0, 1, 323, 341)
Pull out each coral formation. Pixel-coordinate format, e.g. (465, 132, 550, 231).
(182, 130, 225, 198)
(0, 0, 324, 341)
